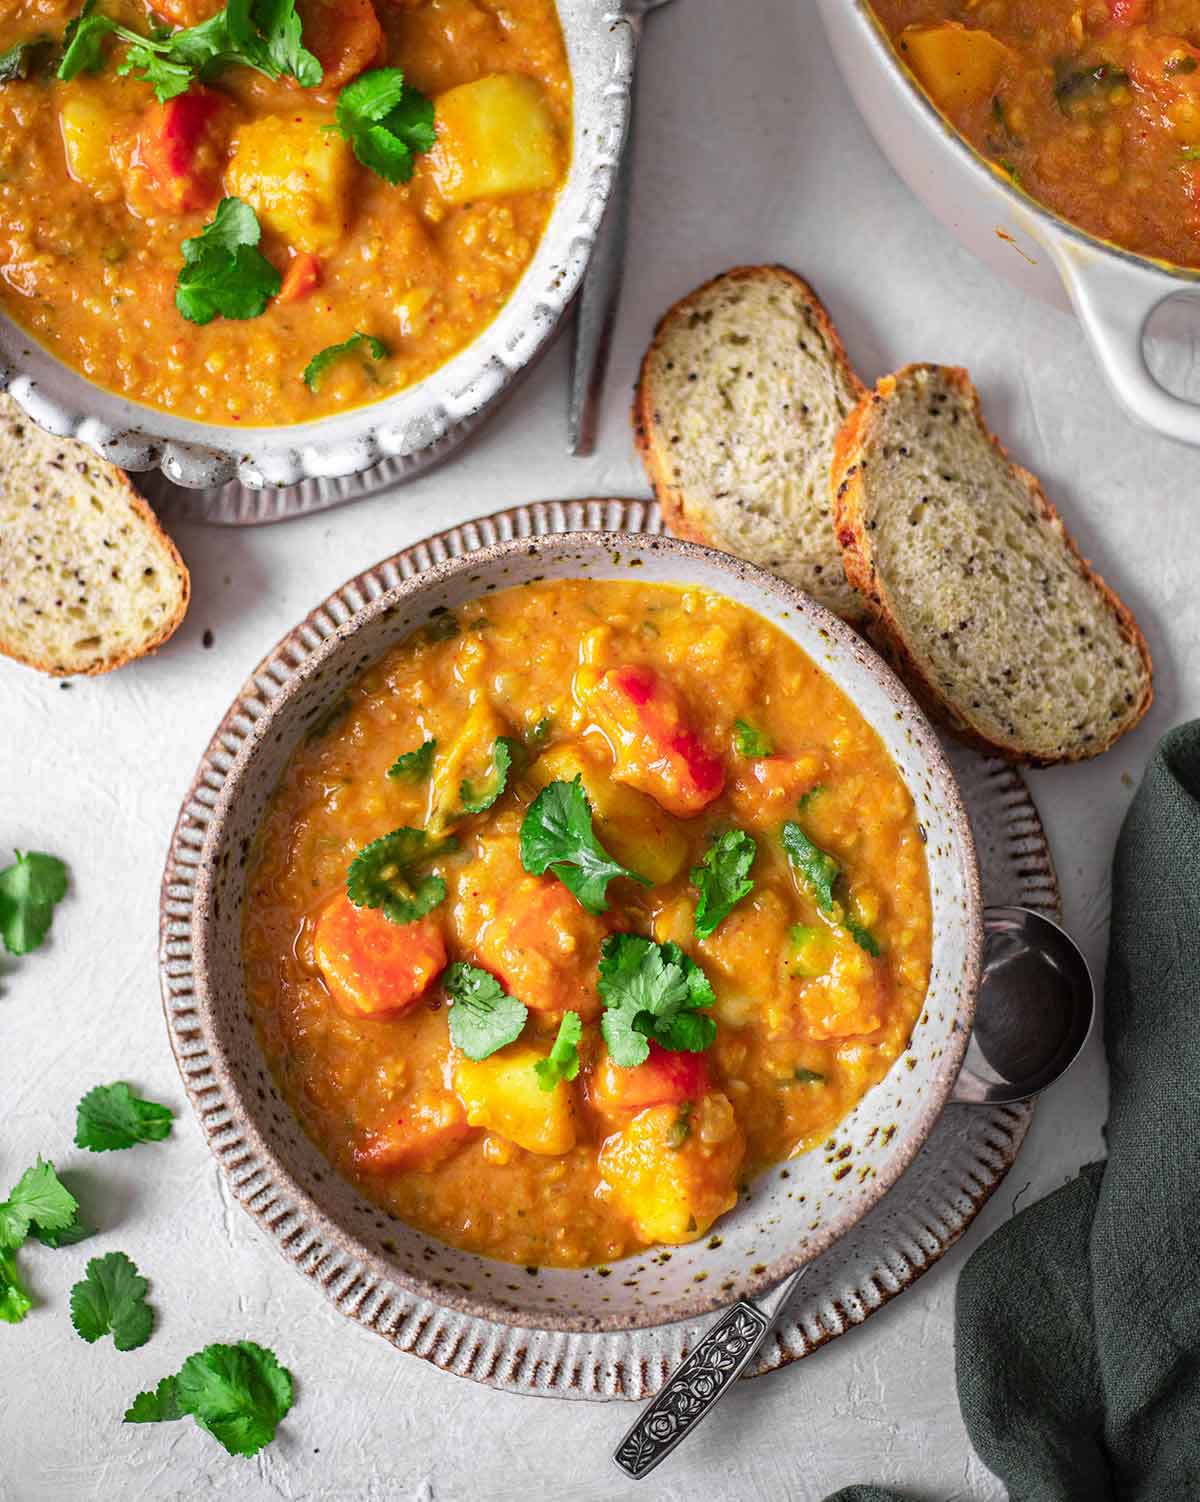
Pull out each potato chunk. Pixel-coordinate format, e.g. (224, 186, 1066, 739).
(225, 114, 353, 252)
(898, 24, 1013, 113)
(429, 74, 561, 205)
(60, 93, 125, 202)
(599, 1093, 744, 1244)
(454, 1044, 577, 1156)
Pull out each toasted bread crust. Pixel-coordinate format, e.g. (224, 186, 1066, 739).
(831, 364, 1153, 765)
(0, 435, 190, 678)
(633, 264, 867, 621)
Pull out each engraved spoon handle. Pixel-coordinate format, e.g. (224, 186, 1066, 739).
(613, 1268, 806, 1480)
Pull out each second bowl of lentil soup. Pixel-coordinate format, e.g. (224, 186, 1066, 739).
(0, 0, 634, 487)
(175, 529, 982, 1331)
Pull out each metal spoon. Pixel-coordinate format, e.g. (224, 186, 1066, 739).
(612, 905, 1095, 1480)
(567, 0, 675, 456)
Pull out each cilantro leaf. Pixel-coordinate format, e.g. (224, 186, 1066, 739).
(460, 736, 521, 816)
(733, 720, 772, 758)
(302, 332, 389, 393)
(534, 1011, 582, 1091)
(598, 935, 717, 1067)
(253, 0, 320, 86)
(70, 1251, 153, 1350)
(387, 738, 436, 782)
(31, 1213, 93, 1249)
(126, 1341, 294, 1457)
(0, 37, 51, 82)
(346, 827, 454, 925)
(444, 962, 527, 1061)
(519, 777, 650, 915)
(846, 922, 882, 957)
(781, 822, 840, 914)
(332, 67, 437, 184)
(75, 1082, 175, 1153)
(175, 197, 281, 326)
(0, 1158, 78, 1250)
(796, 784, 824, 811)
(0, 1249, 31, 1324)
(792, 1067, 825, 1084)
(691, 829, 756, 940)
(0, 850, 67, 956)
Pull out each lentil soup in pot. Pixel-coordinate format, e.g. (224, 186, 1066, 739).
(243, 581, 933, 1269)
(0, 0, 570, 425)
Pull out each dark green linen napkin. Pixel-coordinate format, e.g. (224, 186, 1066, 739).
(829, 721, 1200, 1502)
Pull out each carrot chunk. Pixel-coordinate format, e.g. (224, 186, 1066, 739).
(473, 873, 609, 1019)
(135, 87, 232, 216)
(590, 1044, 709, 1114)
(584, 665, 725, 817)
(353, 1090, 472, 1174)
(296, 0, 384, 91)
(278, 252, 322, 304)
(313, 890, 446, 1019)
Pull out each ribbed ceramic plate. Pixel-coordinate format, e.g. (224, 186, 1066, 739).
(160, 498, 1052, 1400)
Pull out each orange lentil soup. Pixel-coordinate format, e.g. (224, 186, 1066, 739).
(873, 0, 1200, 267)
(243, 581, 933, 1268)
(0, 0, 570, 424)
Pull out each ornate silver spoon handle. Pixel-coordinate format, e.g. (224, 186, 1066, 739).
(613, 1267, 806, 1480)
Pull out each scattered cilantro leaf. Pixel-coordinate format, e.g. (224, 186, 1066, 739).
(460, 737, 522, 816)
(0, 851, 67, 956)
(691, 829, 756, 940)
(126, 1340, 294, 1457)
(387, 738, 436, 783)
(732, 720, 772, 758)
(781, 822, 840, 914)
(796, 785, 824, 811)
(519, 777, 650, 915)
(666, 1101, 692, 1147)
(0, 1249, 31, 1325)
(175, 197, 281, 326)
(444, 963, 527, 1061)
(598, 935, 717, 1067)
(75, 1082, 175, 1153)
(1053, 60, 1128, 112)
(1183, 144, 1200, 160)
(527, 715, 554, 747)
(792, 1067, 825, 1084)
(0, 1158, 78, 1250)
(346, 827, 455, 925)
(70, 1251, 153, 1350)
(302, 331, 389, 392)
(847, 922, 882, 957)
(534, 1011, 582, 1091)
(331, 67, 436, 184)
(0, 37, 50, 82)
(31, 1213, 92, 1249)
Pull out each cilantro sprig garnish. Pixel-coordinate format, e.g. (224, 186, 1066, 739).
(387, 737, 436, 782)
(733, 720, 772, 758)
(303, 332, 389, 393)
(460, 736, 521, 816)
(444, 962, 527, 1061)
(346, 827, 455, 925)
(59, 0, 321, 101)
(175, 198, 281, 326)
(781, 822, 881, 955)
(0, 850, 67, 956)
(70, 1251, 153, 1350)
(0, 1158, 80, 1323)
(519, 776, 650, 915)
(598, 935, 717, 1068)
(331, 67, 436, 184)
(126, 1340, 294, 1457)
(691, 829, 756, 940)
(534, 1011, 582, 1091)
(75, 1083, 174, 1153)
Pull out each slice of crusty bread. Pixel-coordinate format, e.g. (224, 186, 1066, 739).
(0, 394, 189, 676)
(633, 265, 867, 622)
(831, 364, 1152, 764)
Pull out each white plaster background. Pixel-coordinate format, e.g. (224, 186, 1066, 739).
(2, 1, 1197, 1498)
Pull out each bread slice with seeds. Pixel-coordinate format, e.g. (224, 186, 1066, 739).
(831, 364, 1152, 764)
(0, 394, 190, 676)
(633, 266, 867, 621)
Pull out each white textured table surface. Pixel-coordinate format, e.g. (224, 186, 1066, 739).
(3, 3, 1196, 1498)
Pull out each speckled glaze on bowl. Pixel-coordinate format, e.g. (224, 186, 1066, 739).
(0, 1, 635, 490)
(160, 506, 984, 1346)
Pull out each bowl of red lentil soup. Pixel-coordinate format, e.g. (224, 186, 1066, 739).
(818, 0, 1200, 448)
(164, 528, 983, 1332)
(0, 0, 633, 488)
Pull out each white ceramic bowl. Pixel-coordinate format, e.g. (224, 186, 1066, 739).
(817, 0, 1200, 448)
(161, 529, 982, 1333)
(0, 1, 634, 489)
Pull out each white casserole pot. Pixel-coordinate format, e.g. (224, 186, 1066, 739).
(817, 0, 1200, 448)
(0, 1, 634, 489)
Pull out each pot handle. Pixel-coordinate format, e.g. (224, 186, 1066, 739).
(1049, 241, 1200, 448)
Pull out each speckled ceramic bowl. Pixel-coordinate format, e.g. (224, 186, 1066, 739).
(162, 529, 982, 1333)
(0, 0, 635, 490)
